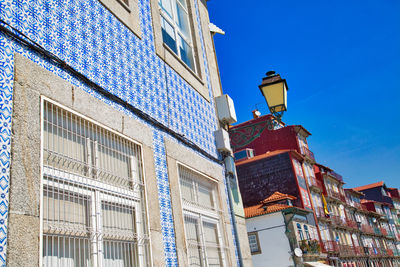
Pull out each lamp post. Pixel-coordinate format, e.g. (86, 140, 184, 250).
(258, 71, 289, 121)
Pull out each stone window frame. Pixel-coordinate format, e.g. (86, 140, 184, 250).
(247, 231, 261, 255)
(177, 163, 228, 266)
(164, 137, 236, 266)
(99, 0, 142, 38)
(150, 0, 209, 101)
(40, 97, 149, 266)
(7, 54, 165, 266)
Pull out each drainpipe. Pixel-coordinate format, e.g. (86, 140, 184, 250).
(224, 170, 244, 267)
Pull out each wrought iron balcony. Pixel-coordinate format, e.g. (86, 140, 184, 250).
(360, 224, 375, 234)
(308, 178, 323, 191)
(323, 241, 339, 253)
(345, 218, 358, 229)
(302, 147, 315, 161)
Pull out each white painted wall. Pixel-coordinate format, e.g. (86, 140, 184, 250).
(246, 212, 295, 267)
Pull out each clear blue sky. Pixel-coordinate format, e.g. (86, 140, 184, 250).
(208, 0, 400, 188)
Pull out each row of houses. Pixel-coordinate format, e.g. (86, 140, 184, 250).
(229, 111, 400, 267)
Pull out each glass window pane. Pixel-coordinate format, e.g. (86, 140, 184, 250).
(102, 201, 136, 239)
(178, 35, 194, 70)
(198, 183, 214, 209)
(184, 216, 203, 267)
(43, 187, 90, 233)
(177, 0, 187, 9)
(161, 17, 177, 54)
(248, 234, 259, 253)
(159, 0, 173, 18)
(175, 2, 190, 38)
(103, 240, 137, 267)
(43, 235, 91, 267)
(203, 222, 222, 267)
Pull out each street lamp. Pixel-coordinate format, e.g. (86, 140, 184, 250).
(258, 71, 288, 121)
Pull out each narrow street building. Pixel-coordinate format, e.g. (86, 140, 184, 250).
(0, 0, 251, 266)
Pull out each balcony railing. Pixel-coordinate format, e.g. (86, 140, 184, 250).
(379, 228, 388, 236)
(302, 147, 315, 161)
(330, 170, 343, 182)
(374, 227, 382, 235)
(339, 244, 355, 256)
(323, 241, 339, 253)
(308, 178, 323, 190)
(361, 224, 375, 234)
(345, 218, 358, 229)
(387, 248, 394, 257)
(315, 207, 328, 219)
(354, 246, 365, 256)
(367, 247, 381, 256)
(330, 214, 342, 225)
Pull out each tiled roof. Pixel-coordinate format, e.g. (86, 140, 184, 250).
(236, 149, 301, 166)
(245, 203, 292, 218)
(353, 181, 384, 192)
(261, 191, 297, 204)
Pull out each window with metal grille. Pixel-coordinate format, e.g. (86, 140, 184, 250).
(159, 0, 196, 71)
(41, 99, 150, 267)
(178, 165, 229, 267)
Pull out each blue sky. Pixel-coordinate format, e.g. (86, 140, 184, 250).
(207, 0, 400, 188)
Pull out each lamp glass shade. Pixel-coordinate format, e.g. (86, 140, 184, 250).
(260, 80, 287, 113)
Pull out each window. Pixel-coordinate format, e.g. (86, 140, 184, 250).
(297, 223, 304, 240)
(41, 100, 149, 266)
(248, 232, 261, 254)
(178, 165, 229, 267)
(304, 225, 310, 240)
(99, 0, 141, 37)
(159, 0, 195, 70)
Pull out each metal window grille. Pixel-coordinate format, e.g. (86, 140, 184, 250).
(178, 165, 230, 267)
(42, 100, 150, 267)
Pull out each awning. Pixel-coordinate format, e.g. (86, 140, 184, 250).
(304, 262, 333, 267)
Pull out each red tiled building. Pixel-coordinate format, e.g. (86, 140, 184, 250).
(230, 112, 400, 267)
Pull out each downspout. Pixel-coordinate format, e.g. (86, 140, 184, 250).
(224, 167, 244, 267)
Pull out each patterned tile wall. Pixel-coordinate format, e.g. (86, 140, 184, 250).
(0, 0, 239, 266)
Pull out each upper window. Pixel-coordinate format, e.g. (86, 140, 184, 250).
(159, 0, 195, 70)
(178, 164, 229, 267)
(248, 232, 261, 254)
(99, 0, 142, 37)
(41, 100, 149, 266)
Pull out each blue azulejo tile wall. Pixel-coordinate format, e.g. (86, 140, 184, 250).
(0, 0, 234, 266)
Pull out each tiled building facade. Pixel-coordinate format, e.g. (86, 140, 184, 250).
(0, 0, 252, 266)
(230, 113, 400, 267)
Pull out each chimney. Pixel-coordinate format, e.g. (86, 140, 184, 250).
(252, 109, 261, 119)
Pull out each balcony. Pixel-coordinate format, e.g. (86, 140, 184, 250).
(339, 244, 355, 256)
(367, 247, 381, 256)
(330, 170, 343, 182)
(361, 224, 375, 234)
(354, 246, 365, 256)
(299, 239, 321, 255)
(380, 228, 388, 236)
(387, 248, 394, 257)
(345, 218, 358, 229)
(323, 241, 339, 253)
(374, 227, 382, 235)
(302, 147, 315, 161)
(308, 178, 323, 191)
(315, 207, 329, 220)
(330, 214, 343, 225)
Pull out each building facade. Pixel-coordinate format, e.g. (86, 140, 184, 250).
(230, 111, 400, 267)
(0, 0, 251, 266)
